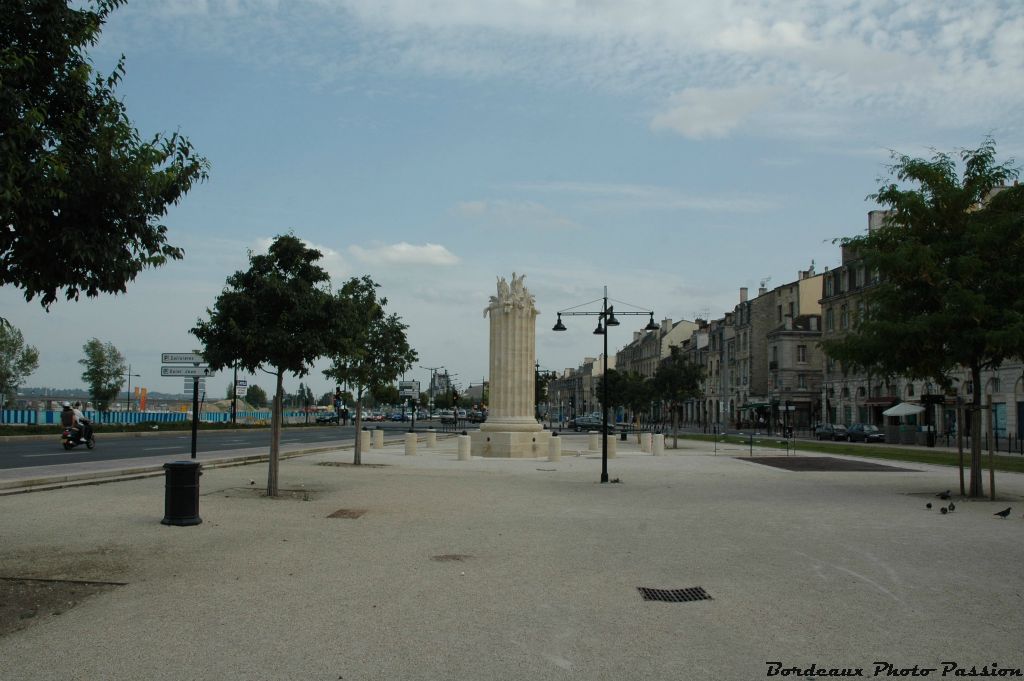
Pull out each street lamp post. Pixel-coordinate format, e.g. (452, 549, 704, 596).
(553, 286, 658, 483)
(124, 364, 141, 412)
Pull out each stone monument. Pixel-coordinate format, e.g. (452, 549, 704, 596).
(470, 273, 551, 458)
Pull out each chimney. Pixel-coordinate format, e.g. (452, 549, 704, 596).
(739, 287, 748, 303)
(661, 318, 671, 335)
(758, 287, 767, 296)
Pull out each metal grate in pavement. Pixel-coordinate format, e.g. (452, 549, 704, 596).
(327, 509, 366, 519)
(638, 586, 712, 603)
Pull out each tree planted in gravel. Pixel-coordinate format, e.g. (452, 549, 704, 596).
(822, 139, 1024, 498)
(0, 323, 39, 413)
(323, 276, 417, 465)
(79, 338, 125, 411)
(192, 234, 342, 496)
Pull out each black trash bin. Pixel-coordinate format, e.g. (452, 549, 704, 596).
(620, 431, 627, 441)
(161, 461, 202, 526)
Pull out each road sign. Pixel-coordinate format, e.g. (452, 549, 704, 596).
(236, 380, 247, 388)
(162, 353, 205, 364)
(162, 365, 213, 377)
(399, 380, 420, 398)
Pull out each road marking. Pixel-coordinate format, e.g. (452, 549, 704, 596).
(23, 452, 74, 458)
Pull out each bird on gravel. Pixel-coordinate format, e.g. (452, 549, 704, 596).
(926, 503, 932, 509)
(948, 502, 956, 512)
(940, 507, 948, 514)
(936, 490, 951, 499)
(994, 507, 1012, 518)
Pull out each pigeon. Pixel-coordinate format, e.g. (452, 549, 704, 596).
(994, 507, 1012, 518)
(940, 507, 948, 514)
(926, 503, 932, 509)
(936, 490, 951, 500)
(249, 479, 255, 486)
(948, 502, 955, 512)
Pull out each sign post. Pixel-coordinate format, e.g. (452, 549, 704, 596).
(162, 354, 214, 459)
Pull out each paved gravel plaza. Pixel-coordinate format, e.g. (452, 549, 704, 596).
(1, 434, 1022, 681)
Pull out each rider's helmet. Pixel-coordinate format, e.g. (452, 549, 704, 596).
(62, 401, 71, 408)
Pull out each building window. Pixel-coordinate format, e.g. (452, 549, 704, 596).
(798, 374, 807, 389)
(842, 386, 850, 398)
(788, 302, 794, 318)
(855, 267, 864, 288)
(907, 384, 915, 397)
(825, 308, 834, 331)
(825, 277, 833, 297)
(840, 305, 849, 329)
(796, 345, 807, 363)
(771, 346, 778, 363)
(777, 305, 782, 322)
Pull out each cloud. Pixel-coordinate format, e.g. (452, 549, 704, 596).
(348, 242, 460, 266)
(454, 199, 582, 230)
(650, 86, 779, 140)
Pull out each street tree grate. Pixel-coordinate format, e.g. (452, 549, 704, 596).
(327, 509, 366, 519)
(638, 587, 712, 603)
(431, 554, 472, 562)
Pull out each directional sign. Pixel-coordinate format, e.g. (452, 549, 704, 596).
(162, 365, 213, 377)
(162, 353, 205, 364)
(399, 380, 420, 398)
(185, 379, 206, 393)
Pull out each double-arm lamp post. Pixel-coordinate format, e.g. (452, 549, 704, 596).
(553, 287, 659, 483)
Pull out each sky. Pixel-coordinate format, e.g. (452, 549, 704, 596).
(4, 0, 1024, 404)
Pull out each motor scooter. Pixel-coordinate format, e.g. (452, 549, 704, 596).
(61, 425, 95, 450)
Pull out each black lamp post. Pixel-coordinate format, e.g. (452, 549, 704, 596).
(553, 286, 658, 483)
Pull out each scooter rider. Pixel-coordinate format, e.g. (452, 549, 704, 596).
(72, 401, 93, 442)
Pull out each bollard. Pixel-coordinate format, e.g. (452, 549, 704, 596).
(372, 428, 384, 449)
(457, 434, 471, 460)
(548, 433, 561, 462)
(360, 428, 371, 451)
(404, 432, 417, 456)
(426, 428, 437, 448)
(607, 435, 616, 459)
(161, 461, 202, 526)
(640, 432, 650, 453)
(653, 433, 665, 456)
(588, 432, 599, 452)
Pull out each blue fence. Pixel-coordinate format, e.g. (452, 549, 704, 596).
(3, 410, 300, 426)
(1, 409, 38, 424)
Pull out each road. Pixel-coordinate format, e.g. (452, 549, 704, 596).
(0, 421, 437, 471)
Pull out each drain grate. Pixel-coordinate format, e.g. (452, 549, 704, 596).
(327, 509, 366, 519)
(638, 586, 712, 603)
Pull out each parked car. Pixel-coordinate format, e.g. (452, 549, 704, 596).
(389, 412, 407, 421)
(814, 423, 848, 441)
(571, 415, 615, 433)
(847, 423, 885, 443)
(315, 412, 339, 424)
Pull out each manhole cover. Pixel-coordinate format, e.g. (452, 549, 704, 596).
(327, 509, 366, 519)
(431, 554, 472, 562)
(742, 456, 916, 472)
(638, 586, 712, 603)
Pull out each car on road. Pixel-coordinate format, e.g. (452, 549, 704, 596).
(814, 423, 848, 441)
(389, 412, 407, 421)
(315, 413, 339, 424)
(571, 415, 615, 433)
(847, 423, 885, 443)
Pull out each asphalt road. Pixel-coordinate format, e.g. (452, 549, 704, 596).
(0, 421, 438, 471)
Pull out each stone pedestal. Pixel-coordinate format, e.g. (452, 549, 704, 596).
(653, 434, 665, 456)
(548, 435, 561, 462)
(470, 429, 551, 458)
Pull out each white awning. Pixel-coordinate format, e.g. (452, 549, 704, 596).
(882, 402, 925, 417)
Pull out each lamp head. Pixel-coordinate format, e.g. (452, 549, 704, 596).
(552, 313, 567, 332)
(605, 306, 620, 326)
(644, 313, 659, 331)
(593, 320, 605, 335)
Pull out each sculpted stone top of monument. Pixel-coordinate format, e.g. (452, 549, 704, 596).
(484, 272, 538, 317)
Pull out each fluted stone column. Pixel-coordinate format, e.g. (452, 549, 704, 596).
(471, 273, 551, 458)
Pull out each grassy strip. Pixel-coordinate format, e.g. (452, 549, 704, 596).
(672, 433, 1024, 474)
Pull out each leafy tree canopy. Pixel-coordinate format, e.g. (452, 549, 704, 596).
(245, 384, 268, 409)
(0, 322, 39, 408)
(1, 0, 209, 309)
(79, 337, 124, 411)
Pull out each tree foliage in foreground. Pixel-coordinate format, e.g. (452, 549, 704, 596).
(821, 138, 1024, 497)
(1, 0, 208, 311)
(323, 276, 417, 465)
(0, 323, 39, 409)
(79, 337, 125, 411)
(192, 235, 341, 496)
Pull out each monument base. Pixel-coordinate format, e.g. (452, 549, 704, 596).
(470, 430, 552, 458)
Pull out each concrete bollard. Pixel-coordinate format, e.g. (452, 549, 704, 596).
(653, 433, 665, 456)
(457, 435, 471, 461)
(372, 428, 384, 449)
(588, 432, 599, 451)
(607, 435, 616, 459)
(426, 429, 437, 448)
(548, 434, 561, 462)
(360, 429, 371, 451)
(404, 432, 417, 456)
(640, 432, 651, 453)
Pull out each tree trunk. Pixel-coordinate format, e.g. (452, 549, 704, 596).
(267, 370, 283, 497)
(353, 388, 363, 465)
(968, 364, 983, 498)
(672, 404, 679, 449)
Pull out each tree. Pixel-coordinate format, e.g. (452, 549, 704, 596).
(324, 276, 417, 465)
(246, 384, 268, 409)
(822, 139, 1024, 498)
(1, 0, 208, 312)
(0, 323, 39, 413)
(79, 337, 125, 411)
(192, 234, 341, 496)
(374, 384, 400, 407)
(652, 345, 705, 448)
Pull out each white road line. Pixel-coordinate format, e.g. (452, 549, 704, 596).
(23, 452, 72, 458)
